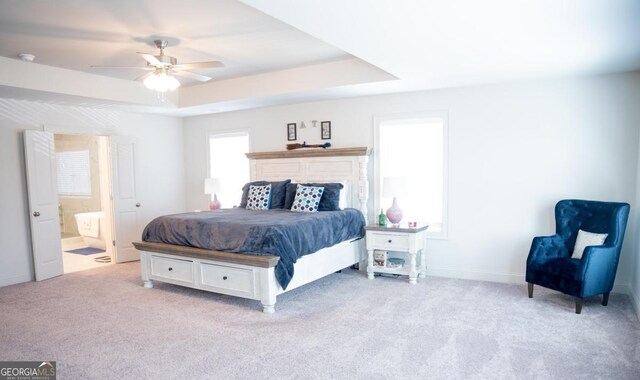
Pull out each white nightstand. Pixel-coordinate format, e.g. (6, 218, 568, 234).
(365, 223, 428, 284)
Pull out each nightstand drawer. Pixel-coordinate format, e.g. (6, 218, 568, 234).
(150, 255, 194, 284)
(368, 232, 410, 250)
(200, 263, 255, 297)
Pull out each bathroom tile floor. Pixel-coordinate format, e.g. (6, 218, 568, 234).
(62, 237, 113, 274)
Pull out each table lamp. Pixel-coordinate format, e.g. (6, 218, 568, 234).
(204, 178, 222, 210)
(382, 176, 407, 225)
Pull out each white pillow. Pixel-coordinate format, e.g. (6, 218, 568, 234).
(572, 229, 608, 259)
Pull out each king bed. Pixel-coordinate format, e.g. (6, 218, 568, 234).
(133, 147, 370, 313)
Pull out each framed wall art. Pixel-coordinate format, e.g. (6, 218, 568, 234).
(321, 121, 331, 140)
(287, 123, 297, 141)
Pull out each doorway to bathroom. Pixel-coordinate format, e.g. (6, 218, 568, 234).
(55, 134, 114, 273)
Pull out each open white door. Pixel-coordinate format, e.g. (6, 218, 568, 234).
(111, 136, 142, 263)
(24, 130, 64, 281)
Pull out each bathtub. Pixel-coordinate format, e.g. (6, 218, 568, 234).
(74, 211, 106, 250)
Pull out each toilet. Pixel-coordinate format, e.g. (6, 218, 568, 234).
(74, 211, 106, 250)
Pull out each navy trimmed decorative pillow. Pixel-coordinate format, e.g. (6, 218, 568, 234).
(246, 184, 272, 210)
(290, 185, 324, 213)
(284, 182, 344, 211)
(240, 179, 291, 208)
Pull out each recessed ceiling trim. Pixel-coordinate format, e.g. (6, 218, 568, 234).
(0, 56, 177, 107)
(179, 57, 397, 108)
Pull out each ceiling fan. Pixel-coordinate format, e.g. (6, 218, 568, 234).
(91, 40, 224, 92)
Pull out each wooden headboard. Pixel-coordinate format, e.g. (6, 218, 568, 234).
(245, 147, 371, 219)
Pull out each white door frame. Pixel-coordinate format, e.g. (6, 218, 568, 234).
(25, 129, 141, 279)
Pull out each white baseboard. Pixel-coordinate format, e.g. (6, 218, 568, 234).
(0, 273, 33, 287)
(426, 267, 523, 284)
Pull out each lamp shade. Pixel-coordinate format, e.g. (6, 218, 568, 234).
(204, 178, 222, 195)
(144, 69, 180, 92)
(382, 176, 408, 197)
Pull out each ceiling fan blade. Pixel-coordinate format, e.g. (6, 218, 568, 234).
(90, 65, 154, 70)
(136, 52, 162, 66)
(173, 61, 225, 70)
(173, 70, 212, 82)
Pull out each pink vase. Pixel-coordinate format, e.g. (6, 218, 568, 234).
(386, 197, 403, 225)
(209, 194, 221, 210)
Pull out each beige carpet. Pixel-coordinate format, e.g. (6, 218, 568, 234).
(1, 262, 639, 379)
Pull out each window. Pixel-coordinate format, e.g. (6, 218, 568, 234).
(375, 112, 448, 237)
(56, 150, 92, 197)
(209, 132, 250, 207)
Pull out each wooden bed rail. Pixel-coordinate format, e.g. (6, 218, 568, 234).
(132, 241, 279, 268)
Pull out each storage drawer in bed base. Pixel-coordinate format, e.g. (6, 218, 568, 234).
(136, 239, 361, 314)
(149, 255, 195, 286)
(200, 262, 256, 298)
(143, 252, 261, 299)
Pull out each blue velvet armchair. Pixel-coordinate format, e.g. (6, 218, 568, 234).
(526, 199, 630, 314)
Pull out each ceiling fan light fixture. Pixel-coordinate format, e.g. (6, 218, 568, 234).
(18, 53, 35, 62)
(90, 38, 221, 97)
(144, 69, 180, 93)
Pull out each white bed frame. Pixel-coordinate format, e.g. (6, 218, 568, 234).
(134, 147, 370, 313)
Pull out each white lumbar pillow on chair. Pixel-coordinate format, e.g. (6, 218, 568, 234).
(573, 229, 608, 259)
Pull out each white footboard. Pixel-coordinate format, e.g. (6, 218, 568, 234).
(136, 239, 361, 313)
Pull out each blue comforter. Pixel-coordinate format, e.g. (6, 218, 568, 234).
(141, 208, 366, 289)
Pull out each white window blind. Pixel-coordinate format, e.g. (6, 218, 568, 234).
(57, 150, 91, 197)
(209, 133, 250, 207)
(377, 114, 447, 236)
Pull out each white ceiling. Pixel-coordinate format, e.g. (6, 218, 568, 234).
(0, 0, 351, 83)
(0, 0, 639, 116)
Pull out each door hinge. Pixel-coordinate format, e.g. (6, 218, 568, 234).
(112, 240, 116, 246)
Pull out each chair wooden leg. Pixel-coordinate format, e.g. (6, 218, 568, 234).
(575, 298, 584, 314)
(527, 283, 533, 298)
(602, 292, 610, 306)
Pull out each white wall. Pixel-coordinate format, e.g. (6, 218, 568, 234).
(633, 133, 640, 315)
(183, 72, 640, 290)
(0, 99, 186, 286)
